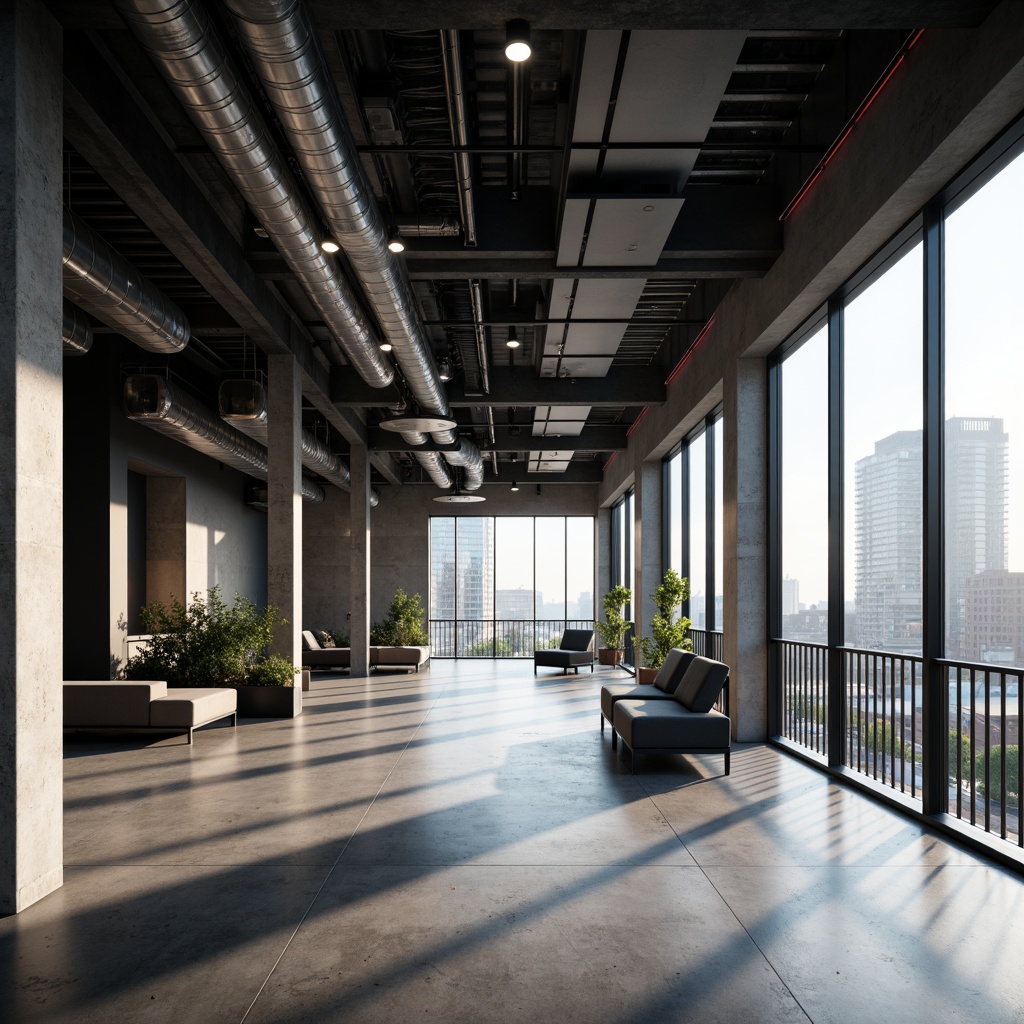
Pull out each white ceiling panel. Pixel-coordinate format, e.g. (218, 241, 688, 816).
(556, 198, 591, 267)
(583, 197, 685, 266)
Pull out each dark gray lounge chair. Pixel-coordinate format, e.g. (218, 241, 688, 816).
(534, 628, 595, 675)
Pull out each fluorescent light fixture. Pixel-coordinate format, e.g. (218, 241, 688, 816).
(505, 20, 531, 62)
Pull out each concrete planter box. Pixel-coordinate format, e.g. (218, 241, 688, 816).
(234, 684, 302, 718)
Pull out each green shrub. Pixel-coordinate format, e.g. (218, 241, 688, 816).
(370, 589, 429, 646)
(974, 744, 1019, 805)
(596, 585, 632, 650)
(246, 653, 299, 687)
(635, 569, 692, 669)
(123, 586, 292, 687)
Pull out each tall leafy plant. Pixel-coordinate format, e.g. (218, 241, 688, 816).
(371, 589, 429, 646)
(123, 585, 295, 687)
(636, 569, 692, 669)
(596, 584, 632, 650)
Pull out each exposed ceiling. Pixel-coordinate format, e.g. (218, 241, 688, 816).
(50, 1, 998, 492)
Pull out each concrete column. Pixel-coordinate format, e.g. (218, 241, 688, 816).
(723, 356, 769, 741)
(349, 445, 371, 677)
(267, 354, 302, 667)
(634, 461, 662, 641)
(0, 0, 63, 913)
(596, 505, 611, 609)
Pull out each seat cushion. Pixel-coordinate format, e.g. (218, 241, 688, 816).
(652, 649, 696, 693)
(614, 700, 730, 750)
(674, 656, 729, 713)
(302, 647, 351, 668)
(64, 681, 167, 728)
(600, 682, 676, 723)
(301, 630, 322, 651)
(151, 688, 237, 728)
(536, 651, 585, 667)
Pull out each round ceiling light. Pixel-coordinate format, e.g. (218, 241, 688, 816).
(433, 493, 486, 503)
(377, 414, 457, 433)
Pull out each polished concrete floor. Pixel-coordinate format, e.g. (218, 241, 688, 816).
(3, 661, 1022, 1023)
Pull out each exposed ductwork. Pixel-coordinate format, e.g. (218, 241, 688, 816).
(218, 379, 379, 506)
(123, 374, 325, 503)
(62, 206, 189, 355)
(62, 300, 93, 357)
(221, 0, 484, 489)
(395, 216, 461, 239)
(113, 0, 394, 389)
(469, 279, 498, 473)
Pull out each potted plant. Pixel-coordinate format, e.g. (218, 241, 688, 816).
(370, 588, 429, 647)
(596, 584, 632, 666)
(634, 568, 692, 683)
(123, 586, 301, 717)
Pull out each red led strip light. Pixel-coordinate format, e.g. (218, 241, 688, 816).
(780, 29, 925, 222)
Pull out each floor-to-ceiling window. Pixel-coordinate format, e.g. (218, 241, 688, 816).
(663, 410, 724, 660)
(943, 143, 1024, 830)
(610, 491, 635, 663)
(429, 516, 595, 658)
(770, 116, 1024, 850)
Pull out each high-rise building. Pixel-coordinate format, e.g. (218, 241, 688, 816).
(945, 417, 1009, 657)
(782, 577, 800, 616)
(853, 430, 923, 652)
(964, 570, 1024, 665)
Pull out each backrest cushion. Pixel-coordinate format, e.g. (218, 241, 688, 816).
(301, 630, 321, 651)
(673, 656, 730, 713)
(561, 629, 594, 652)
(653, 649, 696, 693)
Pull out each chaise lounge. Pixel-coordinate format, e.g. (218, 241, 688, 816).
(534, 629, 595, 675)
(301, 631, 431, 673)
(63, 680, 237, 745)
(607, 654, 731, 775)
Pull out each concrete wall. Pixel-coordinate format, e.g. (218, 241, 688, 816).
(64, 344, 268, 678)
(303, 482, 600, 632)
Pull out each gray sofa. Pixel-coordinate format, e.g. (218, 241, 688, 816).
(599, 648, 695, 734)
(63, 680, 237, 744)
(301, 631, 430, 673)
(607, 654, 731, 775)
(534, 629, 595, 675)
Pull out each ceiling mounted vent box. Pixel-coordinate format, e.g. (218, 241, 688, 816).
(361, 84, 405, 145)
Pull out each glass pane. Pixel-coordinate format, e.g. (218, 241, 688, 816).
(495, 518, 535, 619)
(456, 517, 494, 622)
(845, 242, 923, 655)
(945, 153, 1021, 671)
(429, 517, 456, 657)
(667, 451, 683, 575)
(780, 326, 829, 639)
(566, 516, 595, 622)
(535, 517, 566, 621)
(713, 417, 724, 633)
(688, 432, 707, 630)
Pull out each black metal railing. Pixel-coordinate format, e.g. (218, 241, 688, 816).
(942, 659, 1022, 845)
(689, 628, 724, 662)
(428, 619, 596, 659)
(843, 648, 922, 799)
(776, 639, 829, 757)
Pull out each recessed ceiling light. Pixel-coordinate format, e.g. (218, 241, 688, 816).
(378, 414, 457, 433)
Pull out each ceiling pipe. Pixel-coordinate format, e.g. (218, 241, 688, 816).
(62, 300, 93, 357)
(123, 375, 325, 503)
(469, 280, 497, 472)
(62, 206, 189, 355)
(218, 379, 379, 506)
(113, 0, 394, 389)
(440, 30, 478, 248)
(394, 216, 461, 238)
(222, 0, 483, 489)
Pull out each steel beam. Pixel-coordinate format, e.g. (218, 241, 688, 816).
(332, 366, 666, 408)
